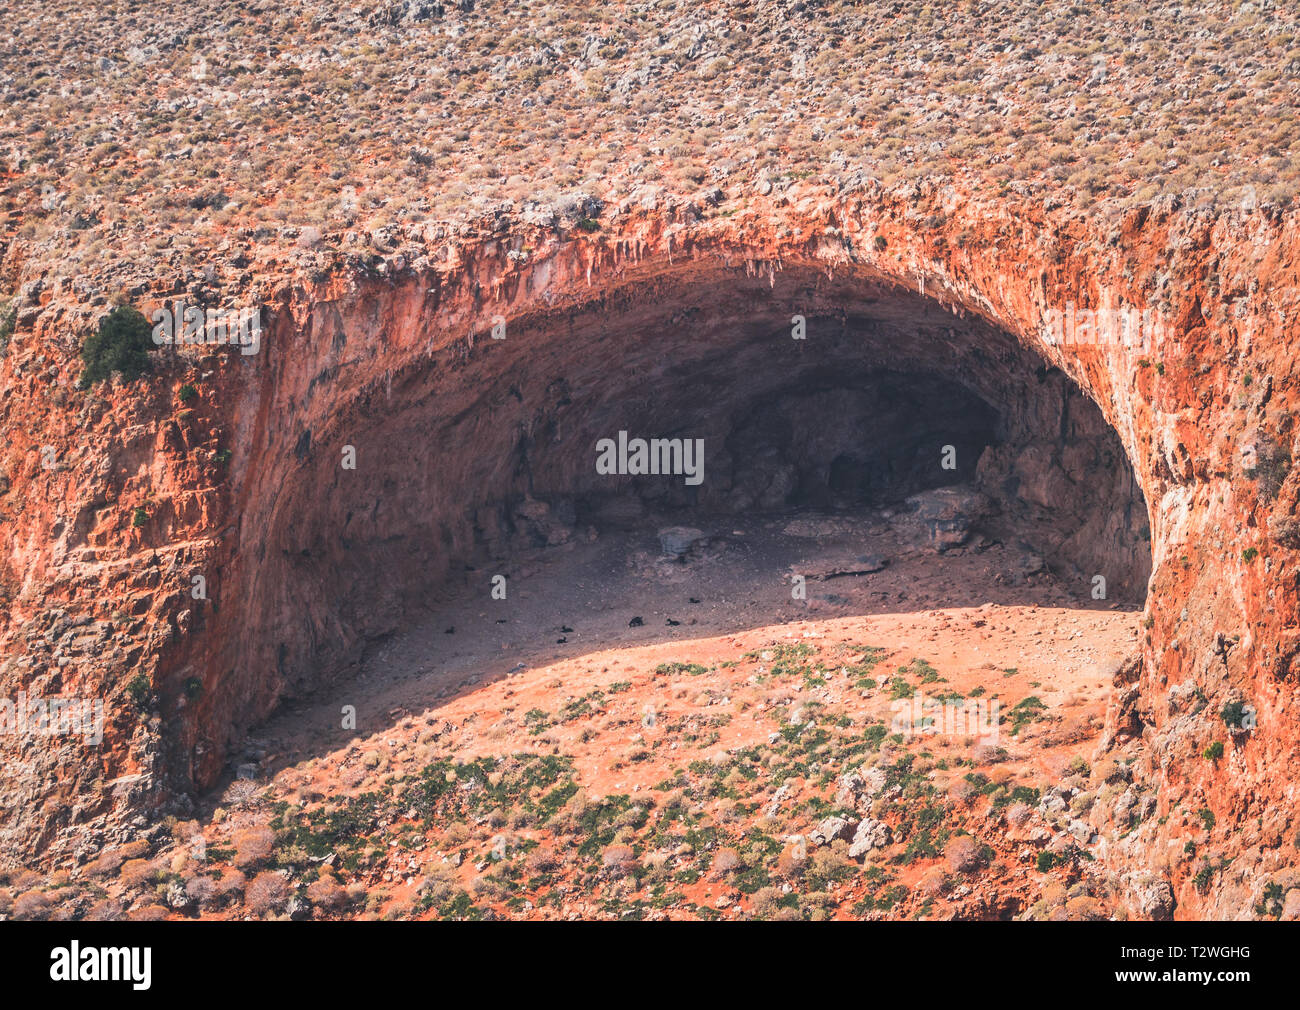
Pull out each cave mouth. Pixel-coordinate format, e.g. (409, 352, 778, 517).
(578, 368, 998, 518)
(258, 266, 1153, 699)
(561, 359, 1143, 604)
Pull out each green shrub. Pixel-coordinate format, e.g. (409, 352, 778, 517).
(654, 662, 707, 677)
(0, 299, 15, 356)
(178, 383, 198, 403)
(1221, 700, 1253, 730)
(78, 305, 154, 388)
(1256, 882, 1285, 918)
(889, 678, 915, 700)
(126, 674, 152, 711)
(1008, 696, 1047, 735)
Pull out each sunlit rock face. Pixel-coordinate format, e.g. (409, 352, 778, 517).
(1, 181, 1297, 919)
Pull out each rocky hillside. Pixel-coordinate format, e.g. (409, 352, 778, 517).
(3, 0, 1296, 302)
(1, 0, 1299, 919)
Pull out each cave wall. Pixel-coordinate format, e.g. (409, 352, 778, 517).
(973, 367, 1153, 601)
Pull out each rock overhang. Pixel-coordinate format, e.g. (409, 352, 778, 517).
(1, 184, 1297, 918)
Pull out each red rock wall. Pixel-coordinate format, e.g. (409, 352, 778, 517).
(2, 181, 1297, 915)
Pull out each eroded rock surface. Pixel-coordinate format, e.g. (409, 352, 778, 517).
(0, 1, 1296, 922)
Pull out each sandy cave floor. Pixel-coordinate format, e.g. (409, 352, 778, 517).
(135, 509, 1149, 921)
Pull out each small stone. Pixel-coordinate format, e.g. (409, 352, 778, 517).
(658, 526, 705, 557)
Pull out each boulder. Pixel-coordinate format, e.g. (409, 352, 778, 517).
(808, 816, 853, 847)
(848, 818, 892, 859)
(896, 486, 991, 552)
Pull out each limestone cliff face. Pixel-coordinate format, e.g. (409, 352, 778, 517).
(2, 180, 1297, 914)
